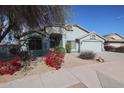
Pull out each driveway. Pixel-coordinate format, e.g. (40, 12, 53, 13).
(63, 53, 97, 68)
(0, 52, 124, 88)
(98, 51, 124, 63)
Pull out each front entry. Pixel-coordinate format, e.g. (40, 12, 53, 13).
(50, 33, 62, 48)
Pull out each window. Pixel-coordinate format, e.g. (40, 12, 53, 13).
(29, 38, 42, 50)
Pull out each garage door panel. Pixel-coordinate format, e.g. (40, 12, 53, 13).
(81, 41, 102, 52)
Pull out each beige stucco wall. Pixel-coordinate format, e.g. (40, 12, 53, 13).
(46, 27, 66, 34)
(107, 43, 124, 47)
(65, 26, 88, 41)
(109, 34, 122, 40)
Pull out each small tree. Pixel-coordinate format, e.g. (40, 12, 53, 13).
(0, 5, 71, 42)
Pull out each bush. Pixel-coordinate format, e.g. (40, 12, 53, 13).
(65, 41, 71, 53)
(79, 51, 96, 60)
(116, 46, 124, 53)
(104, 45, 116, 52)
(18, 51, 31, 61)
(44, 50, 64, 70)
(54, 47, 65, 57)
(18, 51, 32, 71)
(0, 55, 22, 75)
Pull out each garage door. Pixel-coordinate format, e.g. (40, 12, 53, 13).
(81, 41, 103, 52)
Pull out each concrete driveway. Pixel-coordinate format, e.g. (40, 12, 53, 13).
(98, 51, 124, 63)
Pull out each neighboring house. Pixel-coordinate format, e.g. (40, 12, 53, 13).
(103, 33, 124, 48)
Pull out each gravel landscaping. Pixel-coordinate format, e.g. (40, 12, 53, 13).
(0, 53, 98, 84)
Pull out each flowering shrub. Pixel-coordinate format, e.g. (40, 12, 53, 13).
(0, 56, 22, 75)
(44, 50, 64, 70)
(54, 47, 65, 57)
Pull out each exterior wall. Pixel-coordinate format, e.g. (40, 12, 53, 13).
(107, 43, 124, 48)
(62, 34, 66, 48)
(80, 34, 105, 52)
(65, 26, 89, 52)
(42, 37, 50, 55)
(46, 27, 66, 34)
(108, 34, 122, 40)
(46, 26, 89, 52)
(80, 34, 105, 42)
(65, 26, 88, 41)
(71, 42, 78, 52)
(46, 26, 105, 53)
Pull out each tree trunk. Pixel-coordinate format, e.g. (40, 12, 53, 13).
(0, 24, 13, 43)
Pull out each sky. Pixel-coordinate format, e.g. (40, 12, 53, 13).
(70, 5, 124, 36)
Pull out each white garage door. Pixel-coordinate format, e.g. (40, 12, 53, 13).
(81, 41, 103, 52)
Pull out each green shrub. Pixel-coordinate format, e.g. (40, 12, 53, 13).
(79, 51, 96, 60)
(65, 41, 71, 53)
(116, 46, 124, 53)
(54, 47, 65, 56)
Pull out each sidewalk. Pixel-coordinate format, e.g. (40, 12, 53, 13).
(0, 61, 124, 88)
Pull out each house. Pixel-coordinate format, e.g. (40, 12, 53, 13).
(103, 33, 124, 48)
(19, 30, 50, 57)
(0, 39, 19, 54)
(45, 24, 105, 53)
(0, 24, 105, 57)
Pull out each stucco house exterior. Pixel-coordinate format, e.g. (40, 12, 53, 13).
(0, 24, 105, 57)
(45, 24, 105, 53)
(19, 24, 106, 56)
(103, 33, 124, 48)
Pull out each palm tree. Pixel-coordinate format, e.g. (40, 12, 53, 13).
(0, 5, 70, 42)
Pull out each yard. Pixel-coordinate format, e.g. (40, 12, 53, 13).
(0, 51, 124, 85)
(0, 52, 98, 84)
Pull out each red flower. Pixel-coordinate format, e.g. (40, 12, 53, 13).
(44, 50, 64, 70)
(0, 56, 22, 75)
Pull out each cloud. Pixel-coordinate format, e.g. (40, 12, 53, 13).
(116, 16, 124, 19)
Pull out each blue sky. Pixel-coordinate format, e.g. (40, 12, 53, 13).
(70, 5, 124, 36)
